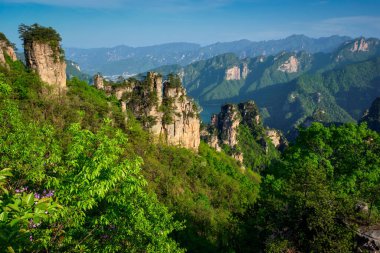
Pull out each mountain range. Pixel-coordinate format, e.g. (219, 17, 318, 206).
(65, 35, 350, 76)
(147, 37, 380, 132)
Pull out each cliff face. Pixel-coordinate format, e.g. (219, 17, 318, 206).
(225, 63, 249, 81)
(0, 38, 17, 67)
(94, 74, 104, 90)
(24, 41, 66, 93)
(361, 97, 380, 132)
(278, 55, 299, 73)
(162, 83, 200, 150)
(96, 72, 200, 151)
(202, 100, 286, 162)
(351, 38, 369, 52)
(225, 66, 241, 80)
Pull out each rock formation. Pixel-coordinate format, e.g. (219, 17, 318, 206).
(225, 64, 249, 81)
(95, 72, 200, 151)
(360, 97, 380, 133)
(351, 38, 370, 52)
(202, 100, 287, 163)
(242, 63, 249, 79)
(278, 55, 299, 73)
(18, 25, 67, 94)
(94, 74, 104, 90)
(0, 33, 17, 67)
(225, 66, 241, 80)
(162, 82, 200, 150)
(24, 41, 66, 93)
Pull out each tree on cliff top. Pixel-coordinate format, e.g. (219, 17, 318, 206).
(18, 24, 64, 59)
(18, 24, 61, 44)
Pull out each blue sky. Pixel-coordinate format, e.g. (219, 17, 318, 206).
(0, 0, 380, 48)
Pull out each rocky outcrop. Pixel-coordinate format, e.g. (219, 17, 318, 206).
(351, 38, 370, 52)
(278, 55, 299, 73)
(94, 74, 104, 90)
(357, 225, 380, 252)
(162, 82, 200, 150)
(360, 97, 380, 132)
(225, 66, 241, 80)
(0, 34, 17, 67)
(24, 41, 66, 93)
(202, 100, 287, 162)
(242, 63, 249, 79)
(96, 72, 200, 151)
(219, 104, 241, 147)
(265, 130, 281, 148)
(225, 64, 249, 81)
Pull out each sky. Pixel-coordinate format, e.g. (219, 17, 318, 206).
(0, 0, 380, 48)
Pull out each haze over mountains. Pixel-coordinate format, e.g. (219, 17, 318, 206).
(65, 34, 380, 133)
(65, 34, 351, 76)
(149, 37, 380, 131)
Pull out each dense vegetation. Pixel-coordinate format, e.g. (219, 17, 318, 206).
(151, 39, 380, 130)
(1, 28, 380, 252)
(0, 41, 261, 252)
(18, 24, 64, 59)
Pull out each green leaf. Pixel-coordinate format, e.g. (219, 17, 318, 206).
(0, 211, 8, 222)
(23, 193, 34, 207)
(7, 203, 20, 212)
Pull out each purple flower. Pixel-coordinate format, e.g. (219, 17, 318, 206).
(29, 235, 33, 241)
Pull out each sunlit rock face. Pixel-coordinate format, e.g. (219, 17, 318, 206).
(24, 41, 66, 93)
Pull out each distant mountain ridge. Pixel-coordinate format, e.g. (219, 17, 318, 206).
(145, 37, 380, 132)
(65, 35, 351, 75)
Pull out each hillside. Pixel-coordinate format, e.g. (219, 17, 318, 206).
(1, 25, 380, 253)
(65, 35, 350, 76)
(148, 38, 380, 132)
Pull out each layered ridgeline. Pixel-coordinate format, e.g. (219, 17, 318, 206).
(65, 35, 350, 76)
(0, 25, 264, 252)
(150, 37, 380, 131)
(1, 24, 380, 253)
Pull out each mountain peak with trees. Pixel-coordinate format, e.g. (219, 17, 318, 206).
(0, 24, 380, 253)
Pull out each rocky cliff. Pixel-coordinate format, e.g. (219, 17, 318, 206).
(225, 63, 249, 81)
(0, 33, 17, 67)
(19, 25, 67, 93)
(278, 55, 299, 73)
(351, 38, 370, 52)
(361, 97, 380, 133)
(95, 72, 200, 151)
(24, 41, 66, 93)
(93, 73, 104, 90)
(202, 100, 287, 163)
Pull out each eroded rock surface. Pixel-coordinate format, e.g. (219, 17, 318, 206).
(0, 35, 17, 67)
(24, 41, 66, 92)
(278, 55, 299, 73)
(95, 72, 200, 151)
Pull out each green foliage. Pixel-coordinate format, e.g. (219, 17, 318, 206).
(0, 168, 61, 253)
(18, 23, 62, 45)
(237, 125, 279, 172)
(0, 32, 15, 49)
(241, 123, 380, 252)
(18, 23, 64, 60)
(167, 73, 182, 88)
